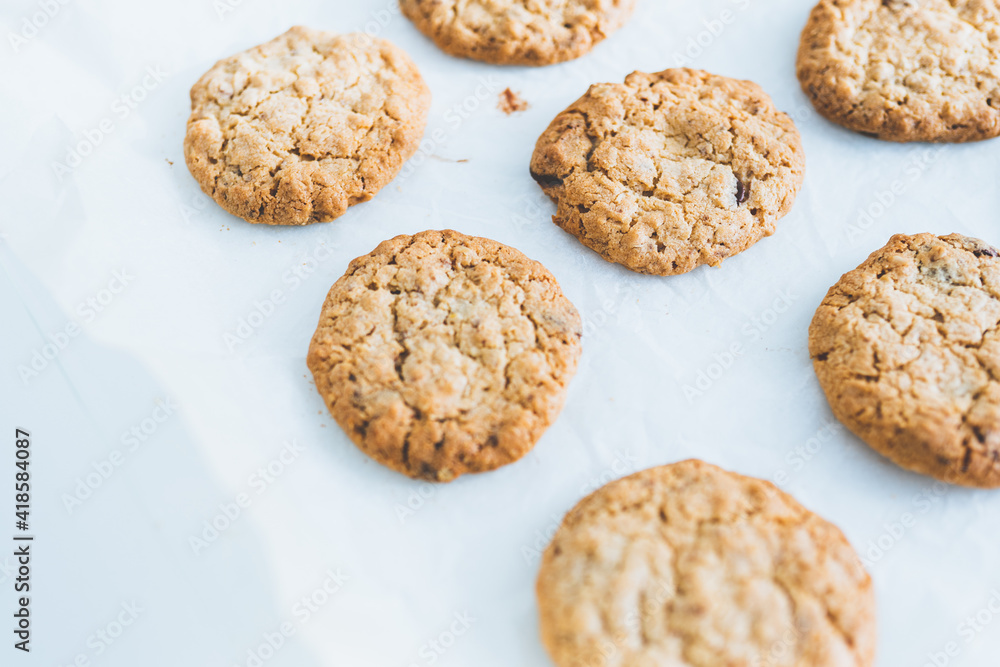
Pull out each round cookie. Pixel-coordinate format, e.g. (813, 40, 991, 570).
(529, 69, 805, 276)
(399, 0, 635, 66)
(307, 230, 582, 482)
(536, 460, 876, 667)
(797, 0, 1000, 142)
(184, 27, 431, 226)
(810, 233, 1000, 488)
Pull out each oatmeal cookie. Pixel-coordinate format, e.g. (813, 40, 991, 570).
(810, 233, 1000, 487)
(307, 230, 582, 481)
(184, 27, 430, 225)
(529, 69, 805, 276)
(537, 460, 876, 667)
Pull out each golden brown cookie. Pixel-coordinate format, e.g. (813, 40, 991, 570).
(537, 460, 876, 667)
(530, 69, 805, 276)
(797, 0, 1000, 142)
(399, 0, 635, 66)
(810, 233, 1000, 488)
(307, 230, 582, 482)
(184, 27, 431, 226)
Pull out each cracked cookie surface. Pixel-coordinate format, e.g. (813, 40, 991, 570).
(184, 27, 430, 225)
(536, 460, 876, 667)
(797, 0, 1000, 142)
(399, 0, 635, 66)
(810, 234, 1000, 487)
(307, 230, 582, 482)
(529, 69, 805, 276)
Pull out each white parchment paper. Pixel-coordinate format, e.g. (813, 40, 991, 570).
(3, 0, 1000, 665)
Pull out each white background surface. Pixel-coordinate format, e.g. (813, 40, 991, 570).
(2, 0, 1000, 665)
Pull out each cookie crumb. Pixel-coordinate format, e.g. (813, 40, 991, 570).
(499, 88, 529, 115)
(430, 155, 471, 163)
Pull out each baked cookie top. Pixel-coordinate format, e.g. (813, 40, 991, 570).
(797, 0, 1000, 142)
(529, 69, 805, 276)
(810, 233, 1000, 488)
(399, 0, 635, 66)
(537, 460, 876, 667)
(184, 27, 430, 226)
(307, 230, 582, 482)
